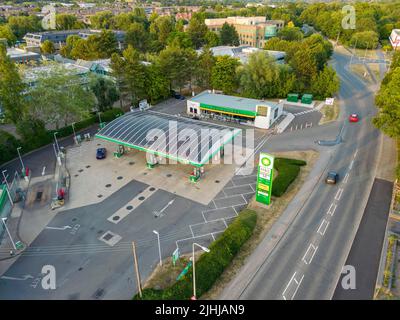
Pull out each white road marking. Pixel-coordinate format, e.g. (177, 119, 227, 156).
(42, 166, 46, 176)
(327, 203, 337, 216)
(343, 172, 349, 184)
(317, 219, 330, 236)
(282, 272, 305, 300)
(335, 188, 343, 201)
(302, 244, 318, 265)
(353, 149, 358, 158)
(45, 225, 72, 231)
(1, 274, 34, 281)
(349, 160, 354, 170)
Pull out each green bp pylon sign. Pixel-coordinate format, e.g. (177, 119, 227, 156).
(256, 152, 274, 205)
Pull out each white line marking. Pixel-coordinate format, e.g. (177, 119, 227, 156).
(302, 244, 318, 265)
(327, 203, 337, 216)
(291, 274, 304, 300)
(45, 226, 72, 231)
(42, 166, 46, 176)
(343, 172, 349, 184)
(353, 149, 358, 158)
(335, 188, 343, 201)
(282, 272, 305, 300)
(349, 160, 354, 170)
(282, 272, 297, 300)
(317, 219, 330, 236)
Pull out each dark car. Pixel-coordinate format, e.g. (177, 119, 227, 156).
(325, 171, 339, 184)
(171, 90, 185, 100)
(96, 148, 107, 159)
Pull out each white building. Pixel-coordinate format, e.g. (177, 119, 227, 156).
(187, 91, 283, 129)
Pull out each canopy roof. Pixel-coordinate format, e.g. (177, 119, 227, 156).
(95, 110, 241, 167)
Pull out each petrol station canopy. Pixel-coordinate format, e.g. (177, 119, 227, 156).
(95, 110, 242, 167)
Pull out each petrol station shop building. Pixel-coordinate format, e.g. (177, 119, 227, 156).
(187, 91, 283, 129)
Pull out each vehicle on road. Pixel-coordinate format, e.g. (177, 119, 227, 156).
(325, 171, 339, 184)
(96, 148, 107, 159)
(349, 113, 359, 123)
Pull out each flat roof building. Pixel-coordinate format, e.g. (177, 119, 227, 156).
(6, 47, 41, 64)
(187, 91, 283, 129)
(23, 29, 126, 50)
(205, 17, 284, 49)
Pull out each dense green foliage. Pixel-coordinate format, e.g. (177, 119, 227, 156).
(272, 158, 307, 197)
(135, 209, 257, 300)
(373, 52, 400, 138)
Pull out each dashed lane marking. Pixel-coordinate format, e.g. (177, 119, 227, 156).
(317, 219, 330, 236)
(302, 244, 318, 265)
(327, 203, 337, 216)
(335, 188, 343, 201)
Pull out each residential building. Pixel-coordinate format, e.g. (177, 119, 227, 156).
(23, 29, 126, 50)
(205, 16, 284, 48)
(390, 29, 400, 51)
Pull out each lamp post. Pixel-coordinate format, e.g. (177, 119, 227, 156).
(16, 147, 25, 172)
(192, 243, 210, 300)
(98, 112, 102, 125)
(153, 230, 162, 267)
(71, 122, 76, 143)
(54, 132, 60, 154)
(52, 143, 58, 159)
(1, 218, 16, 250)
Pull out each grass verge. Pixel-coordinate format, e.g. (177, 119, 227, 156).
(319, 101, 339, 125)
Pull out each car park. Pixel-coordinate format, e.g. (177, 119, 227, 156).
(325, 171, 339, 184)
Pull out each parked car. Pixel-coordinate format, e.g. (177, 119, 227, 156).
(171, 90, 185, 100)
(325, 171, 339, 184)
(349, 113, 359, 123)
(96, 148, 107, 159)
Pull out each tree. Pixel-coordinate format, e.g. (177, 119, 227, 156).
(220, 23, 239, 46)
(56, 14, 84, 30)
(90, 76, 120, 112)
(373, 68, 400, 138)
(90, 11, 113, 29)
(126, 22, 148, 52)
(0, 45, 26, 124)
(277, 26, 304, 41)
(350, 31, 379, 49)
(16, 117, 50, 149)
(150, 16, 175, 45)
(111, 46, 147, 106)
(196, 47, 216, 89)
(7, 15, 41, 39)
(0, 130, 20, 164)
(167, 31, 193, 49)
(0, 25, 16, 46)
(187, 17, 208, 48)
(204, 31, 220, 47)
(310, 66, 340, 100)
(237, 51, 294, 98)
(92, 30, 118, 58)
(41, 40, 55, 54)
(145, 63, 170, 104)
(211, 55, 240, 95)
(26, 64, 96, 129)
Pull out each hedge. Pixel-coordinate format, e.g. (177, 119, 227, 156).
(135, 209, 257, 300)
(0, 108, 123, 167)
(272, 157, 307, 197)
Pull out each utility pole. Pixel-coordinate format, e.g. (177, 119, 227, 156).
(132, 241, 142, 298)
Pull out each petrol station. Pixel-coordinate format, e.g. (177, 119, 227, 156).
(95, 110, 241, 182)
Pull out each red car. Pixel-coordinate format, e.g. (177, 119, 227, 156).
(349, 114, 359, 122)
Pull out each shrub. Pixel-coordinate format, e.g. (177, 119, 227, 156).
(135, 209, 257, 300)
(0, 130, 20, 164)
(272, 157, 306, 197)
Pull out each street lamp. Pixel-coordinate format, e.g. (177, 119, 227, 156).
(98, 112, 102, 124)
(16, 147, 25, 172)
(71, 122, 77, 143)
(1, 218, 16, 250)
(192, 243, 210, 300)
(153, 230, 162, 267)
(52, 143, 58, 159)
(54, 132, 60, 154)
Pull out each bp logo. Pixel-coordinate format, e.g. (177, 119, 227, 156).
(261, 156, 271, 167)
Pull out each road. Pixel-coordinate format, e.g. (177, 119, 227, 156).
(221, 50, 389, 300)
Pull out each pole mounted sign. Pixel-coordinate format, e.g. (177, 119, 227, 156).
(255, 152, 274, 205)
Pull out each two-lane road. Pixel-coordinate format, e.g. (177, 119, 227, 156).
(222, 51, 386, 300)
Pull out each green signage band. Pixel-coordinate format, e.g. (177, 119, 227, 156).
(256, 152, 274, 205)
